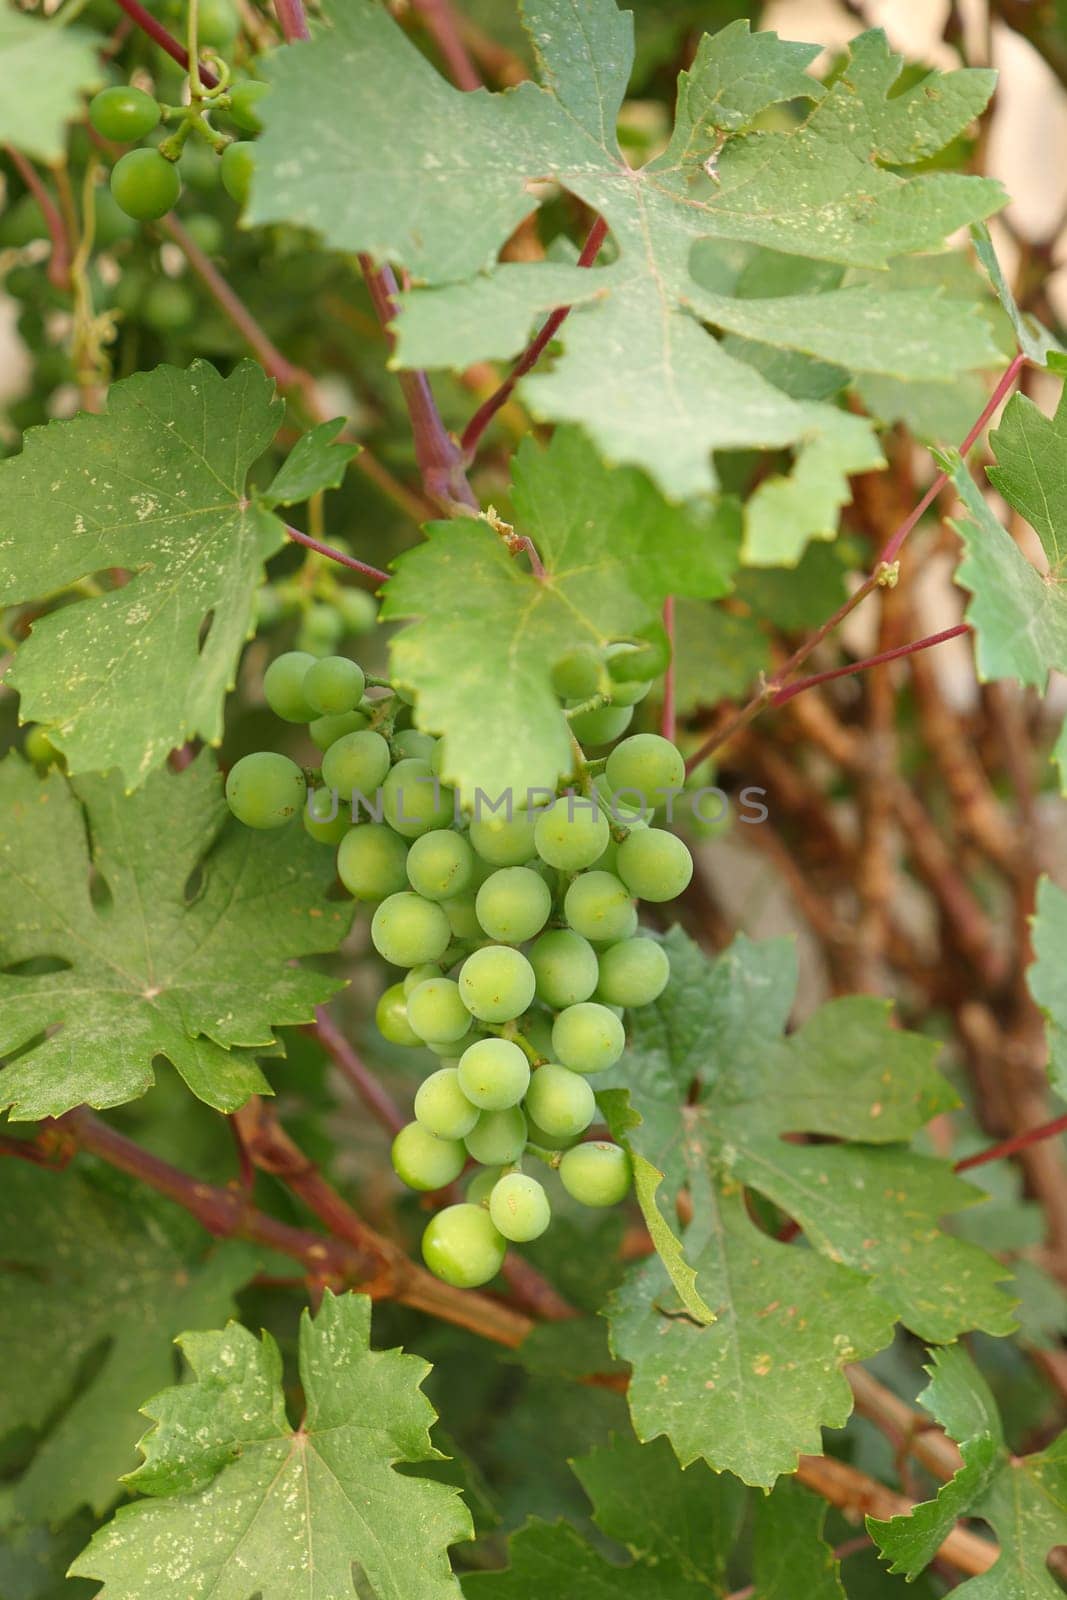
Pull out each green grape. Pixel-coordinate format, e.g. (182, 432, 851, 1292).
(382, 758, 456, 838)
(551, 1001, 625, 1074)
(371, 892, 451, 967)
(391, 1123, 466, 1192)
(89, 85, 161, 142)
(414, 1067, 479, 1140)
(142, 277, 196, 332)
(181, 212, 224, 254)
(110, 148, 181, 222)
(309, 709, 369, 751)
(392, 728, 436, 762)
(606, 734, 685, 806)
(520, 1008, 556, 1061)
(228, 77, 270, 134)
(263, 650, 317, 722)
(550, 645, 601, 700)
(375, 982, 421, 1047)
(457, 1037, 530, 1110)
(468, 808, 539, 866)
(303, 787, 350, 845)
(336, 822, 408, 901)
(526, 1116, 582, 1152)
(407, 978, 472, 1044)
(466, 1165, 502, 1205)
(421, 1204, 506, 1287)
(475, 867, 551, 943)
(444, 892, 482, 941)
(567, 702, 633, 745)
(24, 725, 59, 768)
(523, 1063, 595, 1140)
(322, 729, 391, 798)
(528, 929, 599, 1009)
(197, 0, 238, 46)
(403, 962, 442, 997)
(221, 140, 256, 207)
(178, 138, 220, 192)
(303, 655, 365, 715)
(464, 1106, 527, 1165)
(406, 828, 474, 901)
(335, 586, 377, 634)
(296, 601, 344, 657)
(596, 936, 671, 1008)
(594, 772, 653, 827)
(489, 1172, 551, 1242)
(616, 828, 694, 902)
(607, 633, 669, 682)
(559, 1141, 632, 1207)
(563, 871, 636, 944)
(606, 675, 653, 709)
(225, 751, 305, 829)
(534, 802, 609, 871)
(459, 945, 536, 1023)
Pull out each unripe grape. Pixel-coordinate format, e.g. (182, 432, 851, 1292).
(444, 892, 482, 941)
(567, 702, 633, 745)
(521, 1008, 556, 1061)
(391, 1123, 466, 1192)
(459, 945, 536, 1023)
(336, 822, 408, 901)
(322, 729, 391, 797)
(297, 602, 344, 656)
(552, 1002, 625, 1074)
(309, 709, 370, 752)
(406, 829, 474, 901)
(534, 802, 609, 870)
(563, 871, 636, 944)
(606, 733, 685, 805)
(303, 787, 350, 845)
(263, 650, 317, 722)
(559, 1141, 632, 1207)
(197, 0, 238, 44)
(596, 937, 671, 1008)
(335, 586, 377, 635)
(466, 1165, 503, 1205)
(392, 728, 436, 762)
(524, 1063, 595, 1140)
(371, 892, 451, 967)
(406, 978, 472, 1044)
(468, 808, 539, 866)
(475, 867, 551, 943)
(525, 1115, 582, 1152)
(464, 1106, 527, 1165)
(221, 140, 256, 207)
(382, 758, 455, 838)
(24, 725, 59, 767)
(616, 828, 694, 902)
(422, 1204, 506, 1287)
(457, 1037, 530, 1110)
(228, 77, 270, 134)
(90, 85, 162, 142)
(225, 751, 306, 829)
(414, 1067, 479, 1140)
(375, 982, 421, 1047)
(303, 655, 365, 715)
(550, 645, 601, 700)
(403, 962, 442, 997)
(528, 929, 599, 1009)
(110, 148, 181, 222)
(489, 1173, 551, 1242)
(606, 676, 653, 708)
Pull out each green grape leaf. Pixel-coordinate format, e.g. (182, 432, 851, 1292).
(261, 417, 359, 508)
(971, 222, 1064, 366)
(869, 1345, 1067, 1595)
(251, 3, 1001, 529)
(71, 1291, 473, 1600)
(382, 428, 739, 800)
(673, 599, 769, 713)
(0, 14, 103, 161)
(1028, 875, 1067, 1099)
(0, 361, 286, 787)
(0, 752, 351, 1120)
(604, 930, 1015, 1486)
(0, 1160, 256, 1527)
(464, 1435, 844, 1599)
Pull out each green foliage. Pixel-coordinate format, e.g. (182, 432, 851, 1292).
(0, 13, 103, 161)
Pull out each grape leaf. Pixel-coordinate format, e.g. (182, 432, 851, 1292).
(0, 1160, 256, 1527)
(0, 13, 103, 161)
(603, 930, 1015, 1485)
(0, 752, 351, 1120)
(673, 599, 769, 712)
(0, 361, 286, 787)
(251, 3, 1001, 524)
(382, 428, 739, 800)
(464, 1435, 844, 1599)
(262, 417, 359, 508)
(971, 221, 1064, 366)
(71, 1291, 473, 1600)
(869, 1345, 1067, 1595)
(1028, 875, 1067, 1099)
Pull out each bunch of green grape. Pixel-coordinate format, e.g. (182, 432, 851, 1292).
(225, 648, 694, 1290)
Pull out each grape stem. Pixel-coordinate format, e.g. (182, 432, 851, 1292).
(954, 1112, 1067, 1173)
(769, 624, 972, 709)
(4, 148, 71, 290)
(113, 0, 220, 85)
(410, 0, 482, 91)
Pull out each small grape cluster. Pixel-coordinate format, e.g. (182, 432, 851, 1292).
(225, 648, 694, 1290)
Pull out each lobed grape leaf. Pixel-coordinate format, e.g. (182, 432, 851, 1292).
(382, 428, 739, 801)
(0, 752, 351, 1120)
(251, 1, 1002, 543)
(261, 416, 360, 508)
(0, 1160, 256, 1528)
(71, 1291, 473, 1600)
(603, 930, 1015, 1486)
(869, 1345, 1067, 1595)
(0, 361, 286, 787)
(0, 13, 103, 161)
(464, 1435, 843, 1599)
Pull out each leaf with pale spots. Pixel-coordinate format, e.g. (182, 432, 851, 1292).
(71, 1291, 473, 1600)
(0, 1159, 256, 1527)
(0, 361, 285, 787)
(604, 930, 1015, 1486)
(0, 751, 351, 1120)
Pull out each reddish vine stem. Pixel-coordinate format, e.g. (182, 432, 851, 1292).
(955, 1113, 1067, 1173)
(661, 595, 676, 741)
(309, 1007, 406, 1136)
(461, 214, 610, 458)
(4, 148, 70, 289)
(283, 524, 389, 585)
(114, 0, 219, 83)
(274, 0, 310, 43)
(771, 624, 972, 708)
(410, 0, 482, 90)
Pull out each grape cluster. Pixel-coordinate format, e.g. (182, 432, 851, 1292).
(225, 648, 695, 1290)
